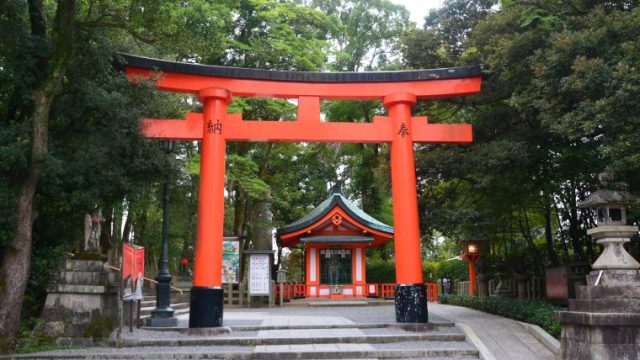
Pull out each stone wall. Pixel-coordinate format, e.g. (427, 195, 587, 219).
(557, 270, 640, 360)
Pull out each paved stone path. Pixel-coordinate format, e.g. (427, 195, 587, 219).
(428, 303, 556, 360)
(4, 303, 558, 359)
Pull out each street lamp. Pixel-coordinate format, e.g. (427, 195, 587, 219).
(148, 140, 177, 327)
(460, 236, 483, 297)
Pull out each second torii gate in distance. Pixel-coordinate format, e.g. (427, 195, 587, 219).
(119, 53, 483, 328)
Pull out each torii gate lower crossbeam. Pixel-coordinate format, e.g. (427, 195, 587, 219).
(119, 53, 483, 328)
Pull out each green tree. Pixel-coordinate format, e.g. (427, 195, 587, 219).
(403, 0, 640, 272)
(0, 0, 235, 348)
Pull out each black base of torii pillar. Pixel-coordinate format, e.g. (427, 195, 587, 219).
(188, 287, 224, 328)
(395, 284, 429, 323)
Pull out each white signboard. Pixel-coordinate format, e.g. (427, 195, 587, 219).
(249, 254, 271, 295)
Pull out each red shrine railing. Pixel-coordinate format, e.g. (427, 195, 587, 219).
(426, 282, 438, 302)
(381, 283, 396, 299)
(293, 284, 306, 298)
(274, 282, 439, 303)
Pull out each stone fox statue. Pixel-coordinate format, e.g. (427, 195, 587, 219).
(84, 208, 103, 253)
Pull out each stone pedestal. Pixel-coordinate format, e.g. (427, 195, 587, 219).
(588, 226, 640, 270)
(515, 274, 527, 299)
(491, 271, 512, 298)
(476, 273, 489, 298)
(41, 259, 118, 344)
(557, 270, 640, 359)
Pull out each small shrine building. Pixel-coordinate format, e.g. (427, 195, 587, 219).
(276, 187, 394, 298)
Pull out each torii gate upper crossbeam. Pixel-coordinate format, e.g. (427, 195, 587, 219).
(120, 53, 482, 99)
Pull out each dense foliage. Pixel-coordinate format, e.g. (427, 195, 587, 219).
(404, 0, 640, 271)
(439, 295, 562, 338)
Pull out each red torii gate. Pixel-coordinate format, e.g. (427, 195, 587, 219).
(119, 54, 483, 328)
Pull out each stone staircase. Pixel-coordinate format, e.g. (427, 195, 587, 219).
(129, 322, 481, 359)
(138, 295, 190, 324)
(14, 321, 480, 359)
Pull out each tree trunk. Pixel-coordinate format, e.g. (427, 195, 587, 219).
(0, 0, 76, 348)
(543, 200, 560, 266)
(250, 191, 273, 251)
(122, 211, 133, 243)
(233, 186, 246, 237)
(0, 166, 40, 350)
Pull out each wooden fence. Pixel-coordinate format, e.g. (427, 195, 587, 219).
(454, 276, 545, 299)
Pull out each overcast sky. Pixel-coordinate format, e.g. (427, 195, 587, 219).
(391, 0, 443, 28)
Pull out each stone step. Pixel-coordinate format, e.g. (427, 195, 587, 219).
(230, 322, 455, 331)
(46, 284, 116, 294)
(121, 332, 467, 347)
(172, 282, 193, 288)
(570, 298, 640, 313)
(12, 347, 479, 359)
(65, 259, 105, 272)
(55, 270, 108, 285)
(143, 321, 455, 333)
(576, 283, 640, 300)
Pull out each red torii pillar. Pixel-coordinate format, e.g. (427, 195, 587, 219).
(119, 53, 483, 327)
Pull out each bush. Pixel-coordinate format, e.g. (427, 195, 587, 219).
(12, 318, 76, 354)
(423, 260, 468, 282)
(366, 259, 470, 284)
(82, 315, 113, 340)
(439, 295, 562, 338)
(366, 259, 396, 283)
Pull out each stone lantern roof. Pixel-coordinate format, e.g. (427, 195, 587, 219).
(578, 188, 639, 208)
(578, 171, 639, 208)
(578, 172, 638, 227)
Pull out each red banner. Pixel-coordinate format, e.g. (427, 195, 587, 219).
(122, 243, 145, 300)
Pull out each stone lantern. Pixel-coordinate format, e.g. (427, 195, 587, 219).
(578, 172, 640, 271)
(557, 171, 640, 360)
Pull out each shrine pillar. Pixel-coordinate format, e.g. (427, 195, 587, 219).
(305, 246, 320, 297)
(384, 93, 428, 323)
(189, 88, 230, 328)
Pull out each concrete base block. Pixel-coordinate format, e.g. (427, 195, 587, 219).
(186, 326, 232, 336)
(146, 316, 178, 327)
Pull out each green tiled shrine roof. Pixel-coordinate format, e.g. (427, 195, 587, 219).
(276, 187, 394, 237)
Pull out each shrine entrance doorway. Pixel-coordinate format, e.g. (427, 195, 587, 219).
(119, 53, 483, 328)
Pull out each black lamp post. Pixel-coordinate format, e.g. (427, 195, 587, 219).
(148, 140, 178, 327)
